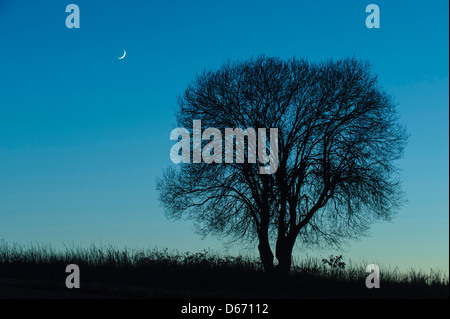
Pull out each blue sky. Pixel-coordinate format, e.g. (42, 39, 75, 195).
(0, 0, 448, 273)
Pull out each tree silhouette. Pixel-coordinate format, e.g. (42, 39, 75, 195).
(156, 56, 408, 275)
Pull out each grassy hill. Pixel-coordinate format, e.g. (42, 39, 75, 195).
(0, 241, 448, 299)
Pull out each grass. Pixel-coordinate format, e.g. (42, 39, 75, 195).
(0, 240, 448, 298)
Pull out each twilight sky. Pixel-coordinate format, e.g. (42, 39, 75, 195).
(0, 0, 448, 273)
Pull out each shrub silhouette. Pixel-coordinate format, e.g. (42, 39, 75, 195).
(322, 255, 346, 270)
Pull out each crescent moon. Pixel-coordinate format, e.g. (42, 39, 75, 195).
(118, 50, 126, 60)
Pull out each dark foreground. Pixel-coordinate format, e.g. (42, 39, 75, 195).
(0, 275, 448, 299)
(0, 263, 448, 299)
(0, 243, 448, 299)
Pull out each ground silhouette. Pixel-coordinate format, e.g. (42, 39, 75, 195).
(0, 242, 447, 299)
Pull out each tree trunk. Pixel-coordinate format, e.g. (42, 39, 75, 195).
(275, 236, 295, 276)
(258, 234, 274, 272)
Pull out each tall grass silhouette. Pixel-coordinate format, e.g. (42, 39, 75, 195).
(0, 240, 448, 298)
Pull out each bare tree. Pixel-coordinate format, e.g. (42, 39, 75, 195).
(156, 56, 408, 275)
